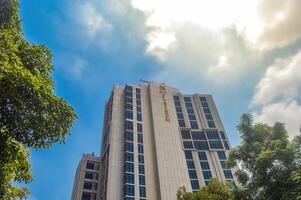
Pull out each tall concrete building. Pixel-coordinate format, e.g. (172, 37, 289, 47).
(71, 154, 100, 200)
(97, 83, 235, 200)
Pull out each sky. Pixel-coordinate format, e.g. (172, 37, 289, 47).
(19, 0, 301, 199)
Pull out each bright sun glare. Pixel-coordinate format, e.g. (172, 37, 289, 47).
(131, 0, 263, 52)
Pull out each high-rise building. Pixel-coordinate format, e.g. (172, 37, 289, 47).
(98, 83, 235, 200)
(71, 83, 235, 200)
(71, 153, 100, 200)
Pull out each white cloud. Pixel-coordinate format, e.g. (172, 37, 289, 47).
(257, 0, 301, 50)
(253, 100, 301, 138)
(251, 50, 301, 138)
(77, 3, 113, 38)
(252, 50, 301, 106)
(58, 55, 88, 80)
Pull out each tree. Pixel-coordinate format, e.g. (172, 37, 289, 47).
(0, 0, 76, 199)
(228, 114, 301, 200)
(177, 178, 234, 200)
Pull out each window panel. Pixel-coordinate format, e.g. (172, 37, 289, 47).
(181, 130, 191, 139)
(125, 131, 134, 142)
(125, 110, 133, 120)
(138, 144, 144, 154)
(139, 175, 145, 185)
(201, 102, 209, 107)
(137, 133, 143, 144)
(138, 155, 144, 164)
(137, 123, 143, 133)
(139, 187, 146, 197)
(125, 121, 133, 131)
(199, 97, 207, 102)
(207, 120, 216, 128)
(184, 151, 193, 160)
(205, 114, 213, 120)
(224, 170, 234, 179)
(86, 162, 95, 170)
(124, 173, 135, 184)
(191, 180, 200, 190)
(124, 162, 134, 173)
(217, 151, 227, 160)
(190, 121, 199, 129)
(124, 185, 135, 196)
(200, 162, 210, 170)
(194, 141, 209, 150)
(198, 152, 207, 160)
(124, 152, 134, 162)
(188, 114, 196, 120)
(139, 165, 145, 174)
(203, 108, 211, 114)
(209, 141, 224, 149)
(219, 131, 226, 140)
(178, 120, 186, 127)
(187, 160, 195, 169)
(191, 131, 206, 140)
(137, 113, 142, 121)
(183, 141, 194, 149)
(206, 131, 220, 140)
(203, 171, 212, 180)
(189, 170, 198, 179)
(125, 142, 134, 152)
(223, 141, 230, 150)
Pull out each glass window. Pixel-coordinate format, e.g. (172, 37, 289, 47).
(200, 162, 210, 170)
(203, 171, 212, 180)
(124, 162, 134, 173)
(124, 185, 135, 196)
(176, 106, 182, 112)
(219, 131, 226, 140)
(125, 121, 133, 131)
(138, 133, 143, 144)
(186, 160, 195, 169)
(194, 141, 209, 150)
(207, 120, 216, 128)
(139, 165, 145, 174)
(137, 106, 141, 112)
(125, 152, 134, 162)
(187, 108, 194, 114)
(188, 114, 196, 120)
(137, 123, 143, 133)
(125, 131, 134, 142)
(183, 141, 194, 149)
(136, 88, 141, 94)
(201, 102, 209, 107)
(136, 99, 141, 106)
(181, 130, 191, 139)
(223, 170, 234, 179)
(173, 96, 180, 101)
(125, 103, 133, 110)
(199, 97, 207, 102)
(217, 151, 227, 160)
(178, 120, 186, 127)
(125, 110, 133, 120)
(85, 172, 93, 180)
(190, 121, 198, 129)
(137, 113, 142, 121)
(206, 131, 220, 140)
(138, 155, 144, 164)
(191, 180, 200, 190)
(205, 181, 211, 185)
(174, 101, 181, 107)
(205, 114, 213, 120)
(139, 186, 146, 197)
(220, 161, 228, 169)
(138, 144, 144, 154)
(209, 141, 224, 149)
(86, 162, 94, 170)
(125, 142, 134, 152)
(185, 102, 193, 108)
(126, 97, 133, 104)
(191, 131, 206, 140)
(203, 108, 211, 114)
(223, 141, 230, 150)
(83, 182, 92, 190)
(198, 152, 207, 160)
(177, 113, 184, 119)
(82, 192, 91, 200)
(124, 173, 135, 184)
(189, 170, 198, 179)
(184, 151, 193, 160)
(136, 94, 141, 99)
(184, 97, 191, 102)
(139, 175, 145, 185)
(126, 91, 133, 97)
(125, 85, 133, 91)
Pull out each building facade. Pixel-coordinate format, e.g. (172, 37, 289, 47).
(98, 83, 235, 200)
(71, 153, 100, 200)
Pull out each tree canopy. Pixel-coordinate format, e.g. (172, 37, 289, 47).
(228, 114, 301, 200)
(0, 0, 76, 199)
(177, 178, 234, 200)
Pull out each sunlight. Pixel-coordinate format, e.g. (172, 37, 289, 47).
(131, 0, 262, 47)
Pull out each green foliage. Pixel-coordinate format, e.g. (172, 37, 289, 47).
(177, 178, 234, 200)
(0, 0, 76, 198)
(228, 114, 301, 200)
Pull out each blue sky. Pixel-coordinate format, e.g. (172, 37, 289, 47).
(20, 0, 301, 199)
